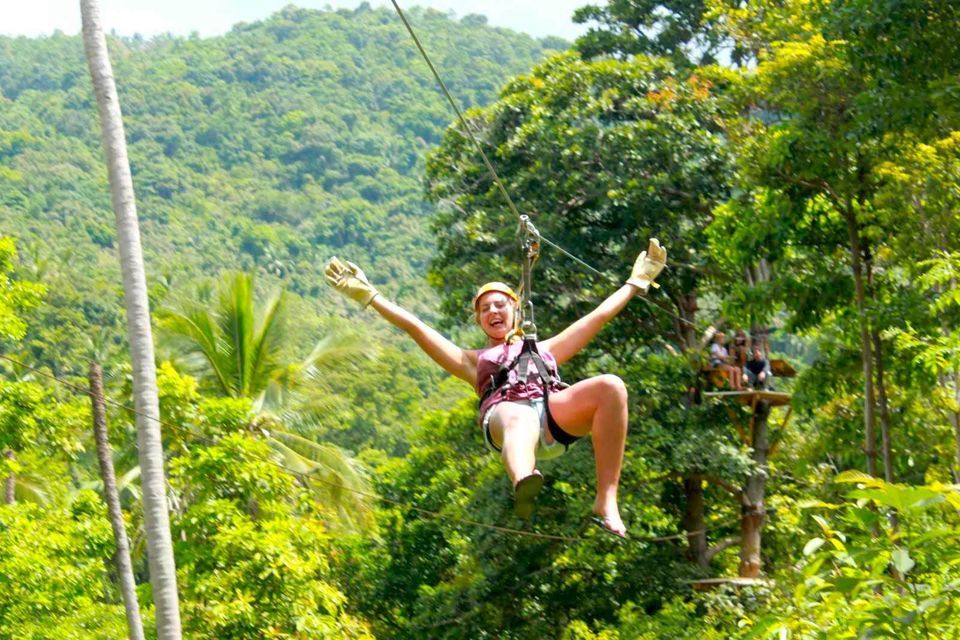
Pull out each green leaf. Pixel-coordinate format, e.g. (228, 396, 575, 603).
(834, 469, 881, 485)
(847, 485, 944, 511)
(831, 575, 865, 595)
(891, 547, 915, 575)
(797, 499, 842, 510)
(803, 537, 825, 556)
(918, 596, 945, 613)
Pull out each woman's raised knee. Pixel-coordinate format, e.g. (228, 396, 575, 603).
(598, 374, 628, 403)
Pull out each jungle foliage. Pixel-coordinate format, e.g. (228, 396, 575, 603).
(1, 1, 960, 638)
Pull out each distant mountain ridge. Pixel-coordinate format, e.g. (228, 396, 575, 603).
(0, 4, 558, 319)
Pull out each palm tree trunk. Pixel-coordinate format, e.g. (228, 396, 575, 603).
(4, 449, 14, 504)
(80, 2, 182, 637)
(89, 361, 146, 640)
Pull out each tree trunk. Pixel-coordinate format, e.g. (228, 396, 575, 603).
(843, 208, 878, 477)
(683, 475, 708, 568)
(4, 449, 14, 504)
(951, 275, 960, 483)
(80, 3, 182, 638)
(89, 361, 146, 640)
(935, 278, 960, 483)
(739, 399, 770, 578)
(872, 332, 895, 484)
(952, 367, 960, 485)
(678, 293, 698, 349)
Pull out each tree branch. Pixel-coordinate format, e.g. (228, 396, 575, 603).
(706, 536, 742, 562)
(706, 475, 743, 498)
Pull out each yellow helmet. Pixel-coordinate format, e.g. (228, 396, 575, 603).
(472, 281, 519, 310)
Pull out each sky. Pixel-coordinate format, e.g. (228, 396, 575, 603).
(3, 0, 592, 41)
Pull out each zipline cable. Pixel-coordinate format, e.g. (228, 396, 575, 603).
(537, 229, 698, 329)
(0, 354, 572, 541)
(390, 0, 522, 223)
(0, 351, 741, 545)
(537, 233, 606, 280)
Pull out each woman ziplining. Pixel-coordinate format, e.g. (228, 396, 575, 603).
(323, 235, 666, 538)
(321, 0, 673, 539)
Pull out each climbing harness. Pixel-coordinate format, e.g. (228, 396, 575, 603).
(477, 338, 580, 452)
(477, 216, 581, 452)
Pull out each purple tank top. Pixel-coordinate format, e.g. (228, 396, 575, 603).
(475, 340, 563, 420)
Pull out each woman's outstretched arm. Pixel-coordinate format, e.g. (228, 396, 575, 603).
(325, 257, 476, 385)
(541, 239, 666, 365)
(368, 295, 476, 384)
(540, 285, 637, 365)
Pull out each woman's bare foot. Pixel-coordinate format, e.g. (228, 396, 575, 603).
(591, 503, 627, 538)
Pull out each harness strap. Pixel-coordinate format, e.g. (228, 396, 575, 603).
(478, 338, 580, 449)
(522, 339, 579, 447)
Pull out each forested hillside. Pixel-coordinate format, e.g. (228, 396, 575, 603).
(2, 1, 960, 639)
(0, 4, 555, 358)
(1, 3, 555, 460)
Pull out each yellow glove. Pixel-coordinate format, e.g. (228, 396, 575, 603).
(627, 238, 667, 292)
(324, 257, 379, 307)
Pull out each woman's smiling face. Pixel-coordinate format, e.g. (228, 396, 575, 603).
(476, 291, 516, 341)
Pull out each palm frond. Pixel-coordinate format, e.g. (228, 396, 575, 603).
(249, 288, 287, 398)
(13, 475, 51, 505)
(218, 271, 256, 398)
(157, 304, 234, 395)
(279, 393, 350, 435)
(267, 429, 376, 534)
(302, 331, 377, 379)
(117, 464, 142, 494)
(257, 380, 349, 433)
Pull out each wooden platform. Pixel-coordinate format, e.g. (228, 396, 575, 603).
(703, 390, 792, 407)
(687, 577, 771, 591)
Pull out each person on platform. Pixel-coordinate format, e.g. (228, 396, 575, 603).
(744, 344, 773, 390)
(709, 331, 744, 390)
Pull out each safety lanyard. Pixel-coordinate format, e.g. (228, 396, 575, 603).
(517, 215, 540, 339)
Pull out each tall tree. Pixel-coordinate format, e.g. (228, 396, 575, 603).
(0, 237, 44, 346)
(709, 29, 887, 477)
(88, 360, 145, 640)
(573, 0, 728, 65)
(79, 1, 182, 637)
(425, 52, 745, 566)
(878, 134, 960, 480)
(0, 237, 51, 505)
(705, 0, 960, 507)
